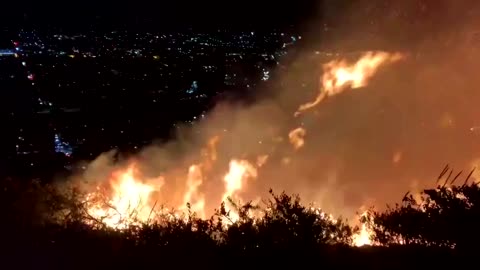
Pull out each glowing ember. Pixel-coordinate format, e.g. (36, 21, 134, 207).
(256, 155, 269, 167)
(392, 151, 403, 164)
(289, 127, 306, 150)
(296, 51, 404, 115)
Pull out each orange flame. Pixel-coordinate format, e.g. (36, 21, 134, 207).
(221, 159, 258, 222)
(83, 136, 264, 228)
(296, 51, 404, 115)
(181, 165, 206, 218)
(352, 211, 374, 247)
(85, 164, 163, 228)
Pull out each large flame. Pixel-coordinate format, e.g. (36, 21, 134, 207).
(352, 211, 373, 247)
(84, 157, 259, 227)
(181, 165, 206, 218)
(85, 164, 163, 228)
(296, 51, 404, 115)
(221, 159, 258, 222)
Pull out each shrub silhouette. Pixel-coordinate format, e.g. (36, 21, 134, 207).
(218, 189, 353, 254)
(364, 165, 480, 250)
(0, 178, 354, 259)
(3, 166, 480, 267)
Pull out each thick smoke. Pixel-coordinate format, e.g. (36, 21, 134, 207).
(69, 1, 480, 221)
(292, 0, 480, 215)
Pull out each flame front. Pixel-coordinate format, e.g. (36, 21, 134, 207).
(86, 165, 163, 228)
(83, 159, 377, 245)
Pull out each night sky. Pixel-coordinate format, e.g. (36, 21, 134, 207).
(2, 0, 477, 35)
(1, 0, 320, 30)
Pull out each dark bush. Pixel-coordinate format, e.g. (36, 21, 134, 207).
(2, 166, 479, 268)
(364, 166, 480, 251)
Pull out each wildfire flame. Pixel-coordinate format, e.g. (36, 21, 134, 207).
(181, 165, 206, 218)
(352, 211, 373, 247)
(78, 51, 403, 246)
(222, 159, 258, 222)
(296, 51, 404, 116)
(178, 135, 220, 218)
(85, 164, 163, 228)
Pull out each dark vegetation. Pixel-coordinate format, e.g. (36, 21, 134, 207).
(0, 165, 478, 269)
